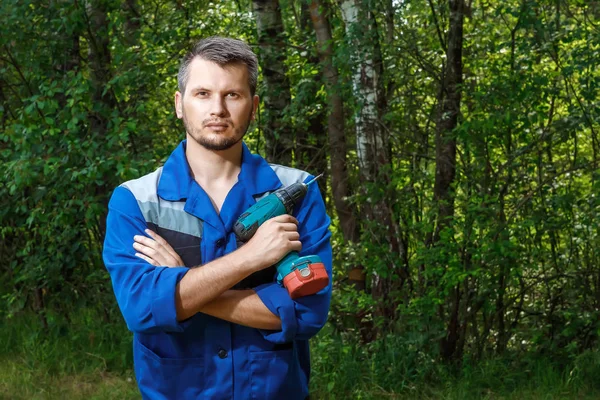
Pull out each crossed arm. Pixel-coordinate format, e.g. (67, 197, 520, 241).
(133, 228, 288, 330)
(103, 183, 332, 342)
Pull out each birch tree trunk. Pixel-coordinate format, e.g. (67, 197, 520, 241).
(339, 0, 408, 323)
(252, 0, 293, 166)
(338, 0, 386, 181)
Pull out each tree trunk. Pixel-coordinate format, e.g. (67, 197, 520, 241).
(339, 0, 406, 324)
(433, 0, 465, 362)
(252, 0, 293, 166)
(86, 0, 117, 132)
(339, 0, 386, 182)
(310, 1, 373, 342)
(385, 0, 395, 44)
(85, 0, 117, 241)
(121, 0, 141, 47)
(295, 2, 328, 201)
(0, 80, 8, 129)
(309, 0, 358, 244)
(433, 0, 463, 242)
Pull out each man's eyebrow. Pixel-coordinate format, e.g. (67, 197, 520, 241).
(189, 86, 210, 92)
(189, 86, 248, 93)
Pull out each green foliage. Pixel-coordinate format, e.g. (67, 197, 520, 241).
(1, 0, 600, 396)
(310, 325, 600, 399)
(3, 315, 600, 399)
(0, 308, 137, 399)
(0, 307, 132, 375)
(0, 0, 259, 316)
(325, 0, 600, 365)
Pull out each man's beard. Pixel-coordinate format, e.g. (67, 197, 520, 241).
(183, 110, 252, 151)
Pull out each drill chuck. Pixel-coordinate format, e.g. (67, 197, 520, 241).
(274, 183, 307, 214)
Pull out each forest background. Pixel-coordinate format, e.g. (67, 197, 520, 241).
(2, 0, 600, 398)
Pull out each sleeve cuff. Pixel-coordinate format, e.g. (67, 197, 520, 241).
(151, 266, 190, 332)
(254, 282, 298, 343)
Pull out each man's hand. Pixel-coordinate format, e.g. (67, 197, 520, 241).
(133, 214, 301, 272)
(239, 214, 302, 272)
(133, 229, 184, 267)
(132, 216, 300, 323)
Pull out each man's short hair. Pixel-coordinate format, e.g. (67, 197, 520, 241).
(178, 36, 259, 96)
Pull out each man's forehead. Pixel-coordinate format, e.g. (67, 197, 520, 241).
(185, 57, 250, 92)
(188, 57, 248, 78)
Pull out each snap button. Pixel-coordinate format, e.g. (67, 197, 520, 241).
(215, 238, 225, 248)
(218, 348, 228, 359)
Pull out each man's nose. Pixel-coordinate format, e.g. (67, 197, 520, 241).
(210, 96, 227, 117)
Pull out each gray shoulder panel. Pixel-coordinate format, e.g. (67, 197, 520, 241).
(137, 201, 202, 238)
(120, 167, 163, 203)
(269, 164, 311, 187)
(119, 167, 203, 238)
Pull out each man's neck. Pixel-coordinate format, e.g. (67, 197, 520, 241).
(185, 137, 243, 189)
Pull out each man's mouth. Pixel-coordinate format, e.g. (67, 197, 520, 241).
(205, 122, 229, 131)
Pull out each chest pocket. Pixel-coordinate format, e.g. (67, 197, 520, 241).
(147, 223, 202, 268)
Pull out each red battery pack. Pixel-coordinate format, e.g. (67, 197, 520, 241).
(283, 262, 329, 299)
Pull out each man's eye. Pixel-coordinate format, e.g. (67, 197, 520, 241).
(196, 91, 208, 96)
(227, 93, 239, 98)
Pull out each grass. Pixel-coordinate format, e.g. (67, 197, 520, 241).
(309, 326, 600, 399)
(0, 361, 138, 400)
(0, 307, 137, 399)
(2, 310, 600, 399)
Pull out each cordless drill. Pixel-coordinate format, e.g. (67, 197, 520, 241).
(233, 175, 329, 299)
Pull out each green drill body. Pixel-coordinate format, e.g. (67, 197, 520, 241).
(233, 182, 307, 242)
(234, 177, 328, 297)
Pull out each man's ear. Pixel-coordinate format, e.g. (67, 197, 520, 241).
(175, 91, 183, 119)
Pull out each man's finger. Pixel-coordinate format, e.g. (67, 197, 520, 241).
(145, 229, 167, 246)
(286, 232, 301, 241)
(134, 235, 159, 249)
(280, 223, 299, 232)
(133, 242, 157, 258)
(271, 214, 298, 224)
(145, 229, 181, 261)
(135, 252, 158, 266)
(289, 240, 302, 252)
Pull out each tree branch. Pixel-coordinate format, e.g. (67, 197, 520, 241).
(428, 0, 447, 52)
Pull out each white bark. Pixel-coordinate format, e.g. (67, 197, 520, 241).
(339, 0, 385, 181)
(340, 0, 408, 308)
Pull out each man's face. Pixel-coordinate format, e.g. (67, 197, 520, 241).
(175, 57, 258, 151)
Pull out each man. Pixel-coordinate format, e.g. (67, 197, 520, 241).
(102, 36, 332, 399)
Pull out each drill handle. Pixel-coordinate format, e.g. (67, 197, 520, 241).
(233, 192, 287, 242)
